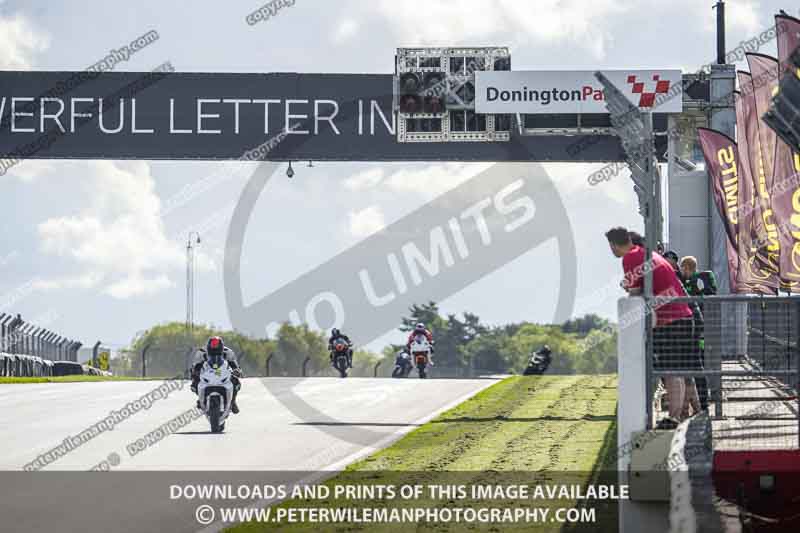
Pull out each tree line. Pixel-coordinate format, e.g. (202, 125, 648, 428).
(112, 302, 617, 378)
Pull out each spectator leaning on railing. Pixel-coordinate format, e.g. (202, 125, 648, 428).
(605, 227, 701, 430)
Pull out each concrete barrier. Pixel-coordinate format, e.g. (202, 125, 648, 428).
(0, 353, 59, 377)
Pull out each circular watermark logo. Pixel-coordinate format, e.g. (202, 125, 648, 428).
(224, 95, 577, 447)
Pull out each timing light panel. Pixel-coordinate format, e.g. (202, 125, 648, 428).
(395, 47, 511, 143)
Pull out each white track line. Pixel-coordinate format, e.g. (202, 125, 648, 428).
(197, 378, 501, 532)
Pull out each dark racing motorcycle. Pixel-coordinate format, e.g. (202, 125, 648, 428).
(331, 337, 350, 378)
(524, 346, 552, 376)
(391, 350, 413, 378)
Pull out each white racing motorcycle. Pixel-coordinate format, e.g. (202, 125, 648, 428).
(409, 334, 433, 379)
(197, 353, 234, 433)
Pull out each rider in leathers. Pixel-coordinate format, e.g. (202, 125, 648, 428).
(328, 328, 353, 368)
(406, 323, 434, 365)
(190, 336, 242, 414)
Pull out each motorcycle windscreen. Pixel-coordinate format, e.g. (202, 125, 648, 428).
(208, 353, 225, 368)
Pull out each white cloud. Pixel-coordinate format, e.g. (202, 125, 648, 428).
(715, 0, 762, 35)
(348, 205, 386, 238)
(105, 274, 173, 299)
(342, 162, 494, 198)
(6, 160, 56, 182)
(332, 18, 359, 44)
(32, 273, 105, 291)
(542, 162, 634, 204)
(372, 0, 626, 58)
(0, 12, 49, 69)
(36, 161, 185, 299)
(344, 167, 385, 190)
(382, 162, 492, 196)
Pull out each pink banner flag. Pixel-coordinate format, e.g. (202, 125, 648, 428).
(697, 128, 741, 292)
(736, 72, 781, 291)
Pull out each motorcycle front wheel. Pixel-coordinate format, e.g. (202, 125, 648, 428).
(208, 396, 224, 433)
(335, 357, 348, 378)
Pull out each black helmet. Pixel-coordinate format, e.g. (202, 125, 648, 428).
(331, 328, 340, 338)
(415, 322, 425, 331)
(663, 250, 679, 263)
(207, 336, 224, 357)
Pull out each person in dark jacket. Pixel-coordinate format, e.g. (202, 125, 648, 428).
(663, 250, 686, 285)
(679, 255, 716, 412)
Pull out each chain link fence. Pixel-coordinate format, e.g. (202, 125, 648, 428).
(646, 295, 799, 450)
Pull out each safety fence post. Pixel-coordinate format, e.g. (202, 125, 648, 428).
(266, 352, 274, 377)
(141, 343, 152, 377)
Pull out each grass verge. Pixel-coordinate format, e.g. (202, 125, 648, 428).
(229, 374, 619, 532)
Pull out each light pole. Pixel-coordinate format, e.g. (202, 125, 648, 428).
(186, 231, 201, 332)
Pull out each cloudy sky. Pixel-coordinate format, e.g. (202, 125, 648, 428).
(0, 0, 794, 353)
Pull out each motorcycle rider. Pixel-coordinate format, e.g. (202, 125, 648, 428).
(190, 336, 242, 414)
(406, 323, 434, 365)
(328, 328, 353, 368)
(534, 344, 552, 364)
(525, 344, 552, 374)
(394, 348, 412, 376)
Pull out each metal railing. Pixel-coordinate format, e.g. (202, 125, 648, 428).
(0, 312, 82, 362)
(0, 311, 85, 377)
(644, 295, 800, 450)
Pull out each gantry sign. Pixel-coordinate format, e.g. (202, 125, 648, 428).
(0, 47, 690, 164)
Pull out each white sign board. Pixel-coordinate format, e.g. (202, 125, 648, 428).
(475, 70, 683, 114)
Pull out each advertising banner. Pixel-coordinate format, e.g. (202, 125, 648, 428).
(698, 128, 742, 292)
(475, 70, 683, 114)
(738, 71, 781, 291)
(734, 90, 777, 293)
(0, 71, 636, 163)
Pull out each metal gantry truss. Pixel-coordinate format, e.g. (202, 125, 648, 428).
(595, 71, 661, 429)
(394, 47, 512, 143)
(595, 71, 663, 289)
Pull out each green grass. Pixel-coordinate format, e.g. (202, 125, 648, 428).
(0, 375, 178, 384)
(229, 375, 618, 533)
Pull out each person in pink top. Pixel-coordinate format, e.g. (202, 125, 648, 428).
(605, 227, 701, 429)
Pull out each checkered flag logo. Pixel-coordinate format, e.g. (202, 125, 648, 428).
(627, 74, 671, 107)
